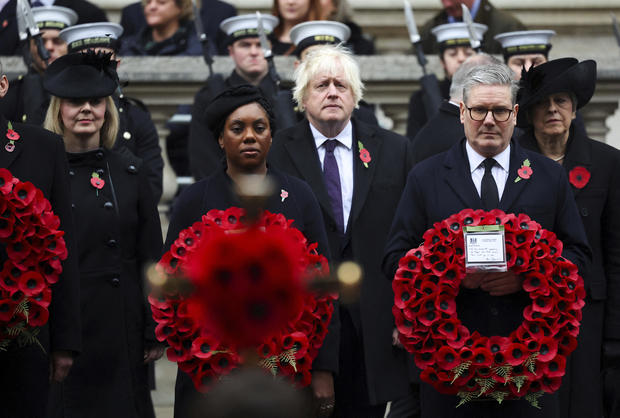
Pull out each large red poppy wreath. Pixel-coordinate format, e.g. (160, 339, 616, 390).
(0, 168, 67, 349)
(392, 209, 585, 407)
(150, 207, 336, 392)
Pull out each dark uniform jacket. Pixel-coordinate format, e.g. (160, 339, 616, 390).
(406, 78, 451, 140)
(518, 124, 620, 418)
(0, 71, 49, 125)
(269, 117, 414, 405)
(48, 148, 161, 418)
(165, 166, 339, 418)
(383, 138, 591, 418)
(411, 100, 462, 163)
(419, 0, 526, 54)
(0, 0, 19, 55)
(0, 115, 80, 417)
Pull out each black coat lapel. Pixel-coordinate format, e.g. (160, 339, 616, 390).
(499, 140, 530, 211)
(443, 139, 481, 209)
(282, 122, 334, 222)
(0, 116, 24, 170)
(348, 119, 381, 231)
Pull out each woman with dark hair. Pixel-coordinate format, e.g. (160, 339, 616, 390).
(119, 0, 201, 56)
(42, 51, 163, 417)
(167, 84, 339, 418)
(270, 0, 322, 55)
(517, 57, 620, 418)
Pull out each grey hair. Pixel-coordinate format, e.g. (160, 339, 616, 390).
(292, 43, 363, 111)
(462, 62, 519, 105)
(449, 53, 501, 100)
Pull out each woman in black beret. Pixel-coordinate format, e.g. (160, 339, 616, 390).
(516, 57, 620, 418)
(166, 84, 339, 418)
(42, 51, 164, 418)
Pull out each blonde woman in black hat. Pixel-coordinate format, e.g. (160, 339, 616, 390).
(42, 51, 164, 418)
(517, 57, 620, 418)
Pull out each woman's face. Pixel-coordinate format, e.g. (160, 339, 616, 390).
(144, 0, 182, 28)
(530, 92, 576, 140)
(277, 0, 311, 23)
(219, 102, 272, 173)
(60, 97, 107, 138)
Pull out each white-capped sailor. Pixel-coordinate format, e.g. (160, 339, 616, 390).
(29, 6, 78, 70)
(431, 22, 487, 78)
(494, 30, 556, 80)
(290, 20, 351, 59)
(220, 14, 278, 46)
(60, 22, 124, 54)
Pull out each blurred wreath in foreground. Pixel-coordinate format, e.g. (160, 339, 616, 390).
(150, 207, 336, 392)
(392, 209, 585, 407)
(0, 168, 67, 350)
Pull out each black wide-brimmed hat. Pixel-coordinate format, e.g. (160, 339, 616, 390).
(517, 57, 597, 127)
(43, 51, 119, 99)
(205, 85, 274, 140)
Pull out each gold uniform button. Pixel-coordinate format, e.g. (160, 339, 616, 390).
(21, 114, 27, 122)
(123, 131, 132, 140)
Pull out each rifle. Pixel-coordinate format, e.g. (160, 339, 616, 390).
(16, 0, 49, 65)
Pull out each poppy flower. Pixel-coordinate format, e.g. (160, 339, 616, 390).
(29, 288, 52, 309)
(568, 166, 590, 189)
(191, 336, 222, 359)
(393, 280, 414, 309)
(541, 355, 567, 379)
(557, 334, 578, 356)
(155, 322, 176, 341)
(505, 343, 528, 366)
(437, 318, 460, 341)
(393, 306, 414, 336)
(0, 299, 16, 321)
(486, 336, 510, 354)
(435, 294, 456, 316)
(359, 148, 371, 164)
(6, 127, 19, 141)
(17, 271, 46, 296)
(291, 369, 313, 387)
(0, 168, 14, 194)
(210, 352, 237, 375)
(11, 181, 36, 208)
(537, 336, 559, 362)
(28, 303, 49, 327)
(414, 351, 436, 369)
(471, 347, 493, 367)
(523, 272, 549, 294)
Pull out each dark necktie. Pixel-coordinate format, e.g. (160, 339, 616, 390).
(481, 158, 499, 210)
(323, 139, 344, 233)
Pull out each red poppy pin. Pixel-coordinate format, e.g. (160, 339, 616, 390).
(280, 189, 288, 202)
(515, 159, 532, 183)
(5, 121, 20, 153)
(358, 140, 371, 168)
(90, 172, 105, 195)
(569, 166, 590, 189)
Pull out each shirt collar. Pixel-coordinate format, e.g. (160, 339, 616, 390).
(310, 120, 353, 150)
(465, 140, 511, 173)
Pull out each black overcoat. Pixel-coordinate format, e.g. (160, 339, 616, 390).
(0, 0, 19, 55)
(411, 100, 463, 164)
(47, 148, 162, 418)
(0, 115, 80, 417)
(164, 166, 339, 418)
(518, 124, 620, 418)
(269, 117, 414, 405)
(406, 78, 451, 140)
(383, 138, 591, 418)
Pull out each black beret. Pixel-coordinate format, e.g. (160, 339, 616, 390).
(43, 51, 119, 99)
(205, 85, 275, 140)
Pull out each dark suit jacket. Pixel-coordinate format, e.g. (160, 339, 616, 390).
(119, 0, 236, 55)
(419, 0, 526, 54)
(411, 100, 463, 164)
(0, 0, 19, 55)
(269, 117, 414, 404)
(519, 124, 620, 418)
(165, 166, 339, 418)
(406, 77, 451, 140)
(54, 0, 107, 24)
(382, 137, 591, 417)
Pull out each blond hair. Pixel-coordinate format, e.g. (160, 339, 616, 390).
(293, 43, 363, 112)
(44, 96, 119, 149)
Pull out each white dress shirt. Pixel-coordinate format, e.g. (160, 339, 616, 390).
(310, 121, 354, 231)
(465, 141, 511, 200)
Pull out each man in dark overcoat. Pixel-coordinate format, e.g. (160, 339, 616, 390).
(383, 62, 591, 418)
(269, 44, 414, 417)
(0, 65, 80, 418)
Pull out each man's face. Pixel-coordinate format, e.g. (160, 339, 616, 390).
(29, 29, 67, 72)
(441, 0, 475, 18)
(530, 92, 575, 140)
(507, 54, 547, 80)
(302, 60, 356, 130)
(442, 46, 475, 78)
(460, 84, 517, 157)
(228, 38, 267, 80)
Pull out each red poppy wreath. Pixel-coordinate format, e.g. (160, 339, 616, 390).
(0, 168, 68, 350)
(392, 209, 585, 408)
(149, 207, 336, 392)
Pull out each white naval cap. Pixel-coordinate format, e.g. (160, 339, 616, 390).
(431, 22, 487, 51)
(220, 14, 279, 45)
(494, 30, 556, 59)
(32, 6, 78, 30)
(60, 22, 124, 53)
(290, 20, 351, 47)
